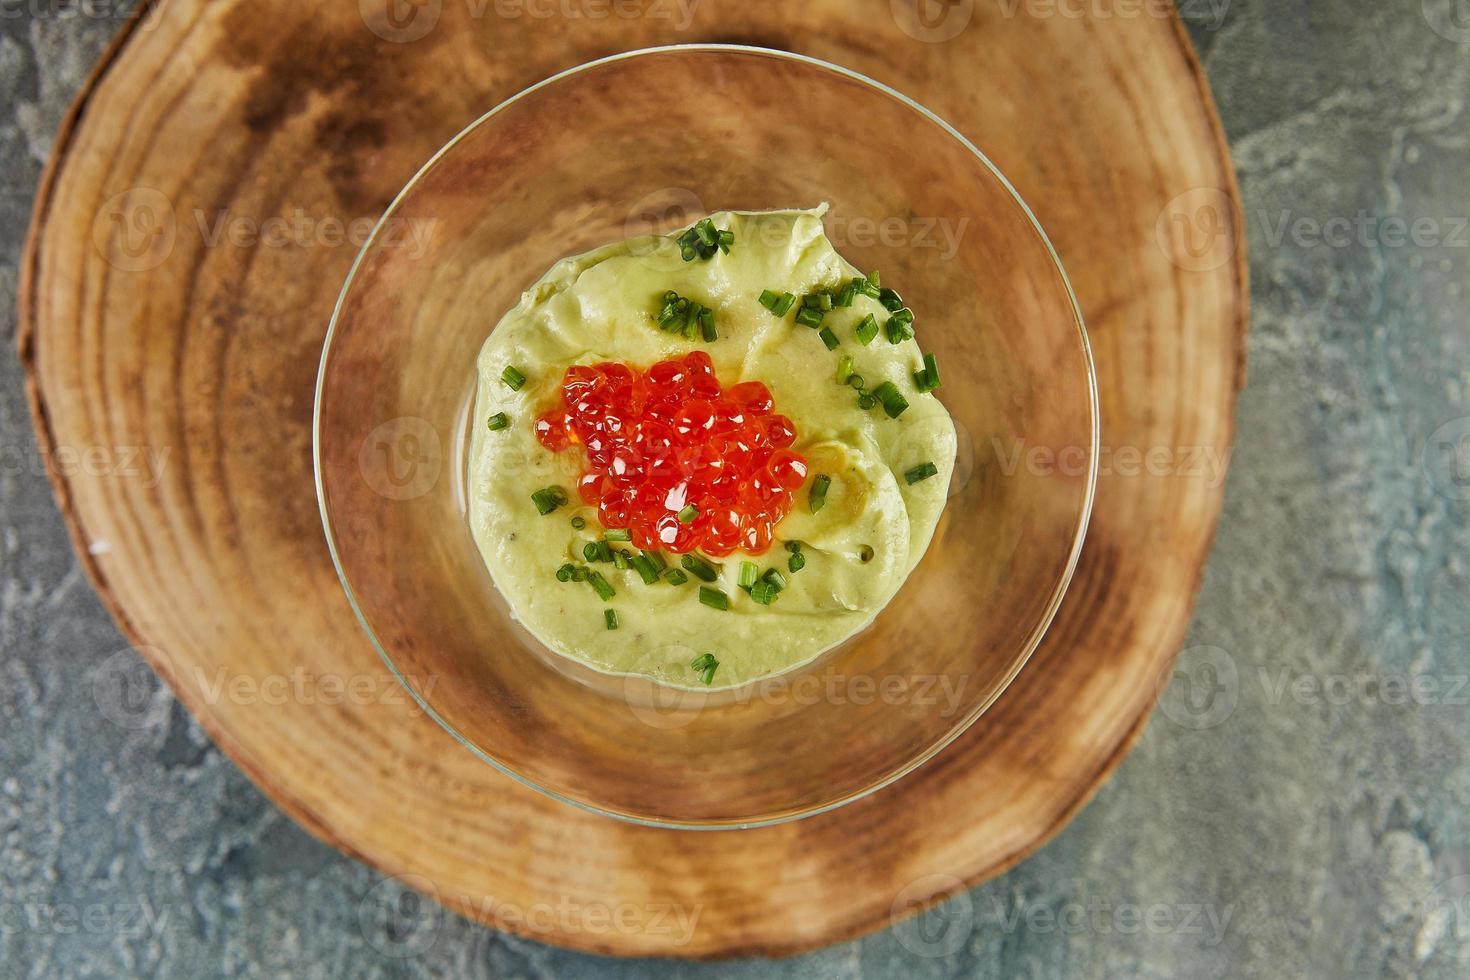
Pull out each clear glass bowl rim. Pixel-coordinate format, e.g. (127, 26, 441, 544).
(313, 43, 1101, 830)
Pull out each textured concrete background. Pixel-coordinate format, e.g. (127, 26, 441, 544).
(4, 1, 1470, 977)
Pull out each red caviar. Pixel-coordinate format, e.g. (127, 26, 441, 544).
(535, 353, 806, 556)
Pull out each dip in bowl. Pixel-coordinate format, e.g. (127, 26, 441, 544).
(315, 46, 1096, 827)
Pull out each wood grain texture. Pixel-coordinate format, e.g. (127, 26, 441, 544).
(18, 0, 1247, 958)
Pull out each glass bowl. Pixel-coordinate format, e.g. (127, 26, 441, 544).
(315, 45, 1097, 829)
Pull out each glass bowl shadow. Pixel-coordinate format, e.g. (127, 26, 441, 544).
(315, 45, 1098, 829)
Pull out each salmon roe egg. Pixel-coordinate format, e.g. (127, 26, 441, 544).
(534, 354, 806, 555)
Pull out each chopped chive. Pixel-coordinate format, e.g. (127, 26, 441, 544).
(677, 504, 698, 524)
(690, 652, 720, 685)
(604, 528, 631, 542)
(583, 542, 600, 562)
(641, 549, 667, 571)
(905, 461, 939, 485)
(762, 568, 787, 592)
(814, 292, 833, 311)
(739, 561, 759, 590)
(868, 270, 882, 288)
(749, 581, 778, 605)
(771, 292, 796, 316)
(847, 373, 866, 390)
(854, 314, 878, 346)
(818, 327, 840, 350)
(878, 287, 904, 312)
(570, 515, 586, 530)
(604, 609, 619, 630)
(717, 229, 735, 253)
(694, 219, 717, 247)
(872, 381, 910, 419)
(556, 563, 574, 582)
(834, 280, 857, 307)
(759, 288, 781, 311)
(886, 313, 915, 344)
(698, 586, 730, 611)
(532, 487, 562, 515)
(630, 554, 661, 585)
(784, 540, 803, 553)
(858, 392, 877, 410)
(859, 276, 881, 300)
(548, 486, 569, 506)
(664, 568, 689, 586)
(788, 551, 806, 573)
(914, 370, 931, 391)
(569, 565, 589, 582)
(501, 366, 527, 390)
(613, 551, 631, 571)
(795, 306, 824, 328)
(587, 571, 615, 601)
(681, 554, 720, 582)
(698, 307, 717, 342)
(809, 474, 832, 513)
(923, 352, 941, 391)
(486, 412, 509, 431)
(836, 355, 854, 385)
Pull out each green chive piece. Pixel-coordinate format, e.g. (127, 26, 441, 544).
(570, 515, 586, 530)
(878, 287, 904, 312)
(854, 314, 878, 346)
(749, 581, 778, 605)
(677, 504, 698, 524)
(836, 355, 854, 385)
(771, 292, 796, 316)
(613, 551, 631, 571)
(570, 565, 590, 582)
(681, 554, 720, 582)
(834, 280, 857, 308)
(604, 609, 619, 630)
(814, 292, 833, 311)
(759, 288, 781, 311)
(923, 352, 941, 391)
(784, 540, 803, 553)
(605, 528, 631, 542)
(847, 373, 866, 390)
(914, 370, 931, 391)
(868, 269, 882, 288)
(809, 474, 832, 513)
(556, 564, 574, 582)
(588, 571, 615, 601)
(886, 312, 915, 345)
(486, 412, 510, 431)
(858, 393, 877, 410)
(717, 229, 735, 253)
(630, 554, 661, 585)
(872, 381, 910, 419)
(859, 276, 881, 300)
(739, 561, 759, 590)
(788, 551, 807, 573)
(532, 488, 562, 515)
(641, 549, 667, 571)
(698, 586, 730, 611)
(795, 306, 824, 328)
(690, 652, 720, 685)
(665, 568, 689, 586)
(548, 486, 569, 506)
(501, 366, 527, 390)
(583, 542, 600, 562)
(762, 568, 787, 592)
(818, 327, 840, 350)
(694, 219, 717, 247)
(905, 461, 939, 485)
(698, 307, 717, 342)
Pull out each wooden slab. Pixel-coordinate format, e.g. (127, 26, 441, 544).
(18, 0, 1246, 958)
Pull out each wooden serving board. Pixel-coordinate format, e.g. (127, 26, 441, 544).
(19, 0, 1246, 958)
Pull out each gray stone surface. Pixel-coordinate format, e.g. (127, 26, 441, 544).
(3, 1, 1469, 976)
